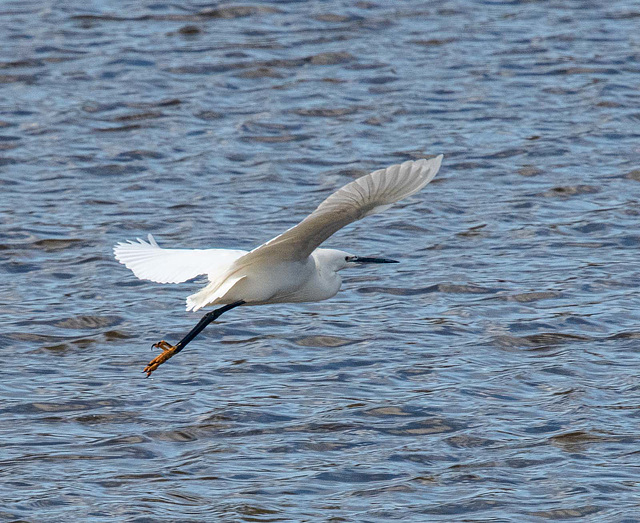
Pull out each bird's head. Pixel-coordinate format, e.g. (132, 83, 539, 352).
(317, 248, 399, 272)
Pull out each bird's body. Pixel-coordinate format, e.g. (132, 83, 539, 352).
(210, 249, 346, 305)
(114, 155, 443, 375)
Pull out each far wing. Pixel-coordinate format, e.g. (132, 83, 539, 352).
(114, 234, 247, 284)
(242, 156, 443, 263)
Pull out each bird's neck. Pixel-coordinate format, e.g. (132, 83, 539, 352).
(308, 251, 342, 301)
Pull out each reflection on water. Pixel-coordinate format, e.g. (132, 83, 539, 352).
(1, 0, 640, 520)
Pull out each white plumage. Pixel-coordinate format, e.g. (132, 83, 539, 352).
(114, 235, 246, 285)
(114, 155, 443, 311)
(244, 157, 442, 263)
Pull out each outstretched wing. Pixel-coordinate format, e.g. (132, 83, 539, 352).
(114, 234, 247, 284)
(242, 156, 443, 263)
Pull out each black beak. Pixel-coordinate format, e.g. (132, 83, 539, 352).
(350, 256, 399, 264)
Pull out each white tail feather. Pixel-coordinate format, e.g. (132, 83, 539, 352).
(186, 275, 246, 311)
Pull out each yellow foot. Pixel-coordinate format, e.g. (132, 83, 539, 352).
(144, 340, 180, 377)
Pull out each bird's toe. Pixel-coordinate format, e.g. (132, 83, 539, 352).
(144, 340, 179, 377)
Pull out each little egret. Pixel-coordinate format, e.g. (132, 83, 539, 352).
(114, 155, 443, 376)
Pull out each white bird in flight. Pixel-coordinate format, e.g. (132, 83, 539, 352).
(114, 155, 443, 376)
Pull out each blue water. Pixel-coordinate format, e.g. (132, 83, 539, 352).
(2, 0, 640, 520)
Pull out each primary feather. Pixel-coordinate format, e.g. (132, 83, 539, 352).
(113, 234, 246, 284)
(239, 155, 443, 264)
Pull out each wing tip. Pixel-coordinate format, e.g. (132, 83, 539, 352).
(113, 234, 159, 255)
(414, 154, 443, 183)
(416, 153, 443, 168)
(399, 154, 443, 174)
(113, 241, 128, 262)
(432, 153, 444, 170)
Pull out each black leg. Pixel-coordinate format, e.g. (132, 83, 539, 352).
(144, 300, 245, 377)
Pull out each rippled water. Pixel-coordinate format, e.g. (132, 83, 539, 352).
(2, 0, 640, 520)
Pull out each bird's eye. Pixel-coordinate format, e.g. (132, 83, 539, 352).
(345, 256, 349, 261)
